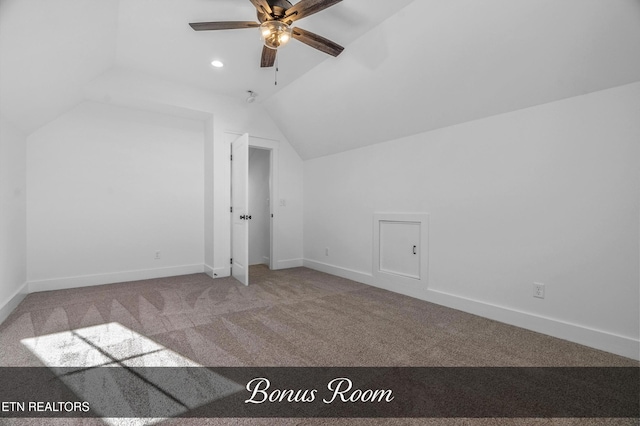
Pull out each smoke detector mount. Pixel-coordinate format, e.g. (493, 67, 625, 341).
(246, 90, 258, 103)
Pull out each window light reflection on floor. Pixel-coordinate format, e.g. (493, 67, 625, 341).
(21, 322, 244, 425)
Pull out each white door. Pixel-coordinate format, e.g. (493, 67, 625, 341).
(231, 133, 249, 286)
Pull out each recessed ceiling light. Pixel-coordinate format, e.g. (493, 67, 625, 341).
(211, 60, 224, 68)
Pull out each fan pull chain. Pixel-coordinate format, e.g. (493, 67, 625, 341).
(275, 57, 279, 86)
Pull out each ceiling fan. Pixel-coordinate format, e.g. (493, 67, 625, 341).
(189, 0, 345, 68)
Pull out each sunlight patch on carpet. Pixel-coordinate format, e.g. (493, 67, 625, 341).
(21, 322, 244, 425)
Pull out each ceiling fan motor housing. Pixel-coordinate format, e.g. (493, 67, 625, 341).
(258, 0, 293, 21)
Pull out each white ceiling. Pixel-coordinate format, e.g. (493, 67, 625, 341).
(2, 0, 639, 159)
(0, 0, 119, 132)
(0, 0, 413, 133)
(115, 0, 414, 98)
(265, 0, 640, 159)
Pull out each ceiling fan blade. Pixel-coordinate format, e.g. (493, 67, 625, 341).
(261, 46, 277, 67)
(189, 21, 260, 31)
(283, 0, 342, 24)
(292, 27, 344, 57)
(249, 0, 273, 16)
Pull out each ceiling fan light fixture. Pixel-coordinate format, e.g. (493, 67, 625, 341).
(260, 21, 292, 50)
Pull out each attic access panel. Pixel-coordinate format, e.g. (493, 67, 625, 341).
(373, 213, 429, 287)
(379, 221, 421, 279)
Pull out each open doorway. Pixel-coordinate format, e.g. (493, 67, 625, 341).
(228, 132, 279, 285)
(248, 147, 271, 267)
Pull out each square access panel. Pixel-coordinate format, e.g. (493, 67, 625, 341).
(379, 221, 421, 279)
(373, 213, 429, 288)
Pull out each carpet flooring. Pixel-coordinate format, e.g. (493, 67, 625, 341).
(0, 265, 637, 425)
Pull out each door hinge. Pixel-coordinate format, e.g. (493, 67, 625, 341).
(230, 154, 233, 161)
(230, 206, 233, 213)
(230, 258, 233, 265)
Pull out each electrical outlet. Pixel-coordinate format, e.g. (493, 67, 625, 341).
(155, 251, 161, 260)
(533, 282, 545, 299)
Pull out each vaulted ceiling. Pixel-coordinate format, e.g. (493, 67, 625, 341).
(2, 0, 639, 159)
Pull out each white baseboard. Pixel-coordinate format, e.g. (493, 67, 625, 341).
(207, 264, 230, 279)
(303, 259, 640, 361)
(9, 259, 639, 361)
(276, 258, 304, 270)
(304, 259, 374, 285)
(204, 264, 214, 279)
(28, 264, 205, 293)
(426, 289, 640, 361)
(0, 282, 29, 325)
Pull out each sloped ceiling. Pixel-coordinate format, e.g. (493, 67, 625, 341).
(265, 0, 640, 159)
(114, 0, 414, 100)
(0, 0, 119, 132)
(0, 0, 413, 134)
(1, 0, 639, 159)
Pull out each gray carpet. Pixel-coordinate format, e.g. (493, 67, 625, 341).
(0, 266, 637, 425)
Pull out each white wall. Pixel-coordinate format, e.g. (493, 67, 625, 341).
(0, 117, 28, 320)
(304, 82, 640, 359)
(27, 68, 304, 284)
(212, 102, 304, 274)
(204, 117, 215, 272)
(27, 102, 205, 289)
(275, 137, 305, 268)
(249, 148, 270, 266)
(84, 68, 304, 274)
